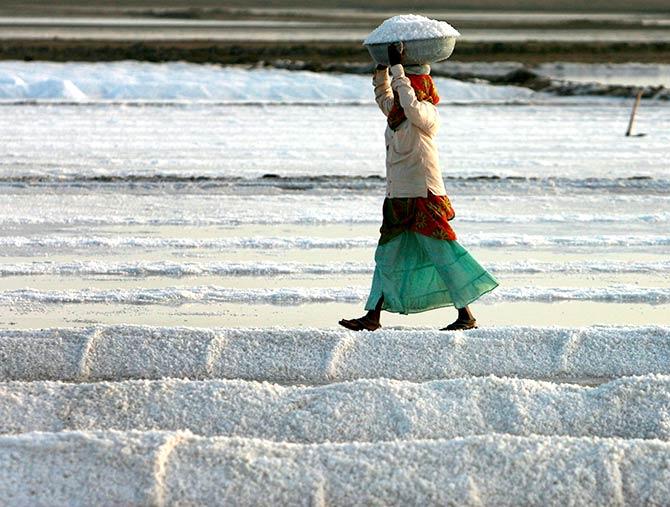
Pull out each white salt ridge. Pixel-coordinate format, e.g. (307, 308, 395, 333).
(0, 235, 375, 252)
(1, 234, 668, 254)
(0, 260, 372, 278)
(2, 191, 668, 227)
(0, 286, 368, 306)
(0, 61, 533, 104)
(2, 376, 670, 441)
(2, 325, 668, 383)
(364, 14, 460, 44)
(0, 259, 668, 278)
(2, 430, 669, 506)
(462, 234, 670, 249)
(0, 184, 670, 227)
(2, 208, 667, 226)
(1, 285, 669, 306)
(536, 62, 670, 88)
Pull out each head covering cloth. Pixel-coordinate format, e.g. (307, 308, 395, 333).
(387, 65, 440, 131)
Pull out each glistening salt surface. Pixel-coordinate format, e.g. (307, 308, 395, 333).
(2, 431, 670, 505)
(364, 14, 460, 44)
(2, 325, 669, 383)
(2, 375, 670, 440)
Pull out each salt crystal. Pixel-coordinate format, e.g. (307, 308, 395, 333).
(363, 14, 460, 45)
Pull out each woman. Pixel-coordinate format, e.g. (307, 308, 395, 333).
(339, 43, 498, 332)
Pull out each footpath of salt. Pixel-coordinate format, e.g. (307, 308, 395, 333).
(363, 14, 460, 45)
(2, 325, 668, 383)
(1, 375, 669, 441)
(2, 431, 669, 506)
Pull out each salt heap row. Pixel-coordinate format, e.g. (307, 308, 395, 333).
(2, 324, 670, 505)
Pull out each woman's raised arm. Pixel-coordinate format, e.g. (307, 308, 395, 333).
(373, 66, 395, 117)
(390, 64, 439, 134)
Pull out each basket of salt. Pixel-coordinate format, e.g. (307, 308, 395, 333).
(363, 14, 460, 66)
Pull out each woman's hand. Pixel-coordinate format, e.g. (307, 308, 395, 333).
(387, 42, 404, 66)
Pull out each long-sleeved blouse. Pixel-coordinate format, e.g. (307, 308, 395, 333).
(373, 64, 447, 198)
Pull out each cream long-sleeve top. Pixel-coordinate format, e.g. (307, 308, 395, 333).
(374, 64, 447, 198)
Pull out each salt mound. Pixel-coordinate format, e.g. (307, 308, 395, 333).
(3, 431, 670, 506)
(3, 376, 670, 440)
(364, 14, 460, 45)
(2, 325, 669, 384)
(0, 61, 533, 104)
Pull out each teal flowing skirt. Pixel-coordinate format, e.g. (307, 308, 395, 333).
(364, 231, 499, 314)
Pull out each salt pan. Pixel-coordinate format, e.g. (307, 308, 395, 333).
(364, 14, 460, 45)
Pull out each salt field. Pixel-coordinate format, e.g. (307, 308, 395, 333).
(1, 60, 669, 504)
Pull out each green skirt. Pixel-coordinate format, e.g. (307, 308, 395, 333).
(364, 231, 499, 314)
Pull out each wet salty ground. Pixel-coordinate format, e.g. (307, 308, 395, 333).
(1, 99, 668, 330)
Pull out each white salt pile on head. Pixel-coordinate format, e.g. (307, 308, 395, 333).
(364, 15, 461, 66)
(364, 14, 460, 45)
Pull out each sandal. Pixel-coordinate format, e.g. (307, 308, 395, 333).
(338, 316, 382, 332)
(440, 318, 478, 331)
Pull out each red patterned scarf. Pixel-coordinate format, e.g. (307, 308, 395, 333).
(387, 74, 440, 131)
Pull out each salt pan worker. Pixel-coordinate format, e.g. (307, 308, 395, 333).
(339, 43, 498, 331)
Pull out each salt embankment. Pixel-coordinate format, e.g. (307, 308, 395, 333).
(3, 325, 670, 504)
(2, 431, 669, 505)
(2, 325, 669, 384)
(2, 375, 670, 440)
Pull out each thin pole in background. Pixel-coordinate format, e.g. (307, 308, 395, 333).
(625, 89, 644, 137)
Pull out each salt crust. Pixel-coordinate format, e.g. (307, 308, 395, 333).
(2, 375, 670, 441)
(364, 14, 460, 45)
(1, 325, 668, 383)
(1, 431, 669, 506)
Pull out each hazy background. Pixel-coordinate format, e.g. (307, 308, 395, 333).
(1, 0, 669, 65)
(1, 0, 669, 14)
